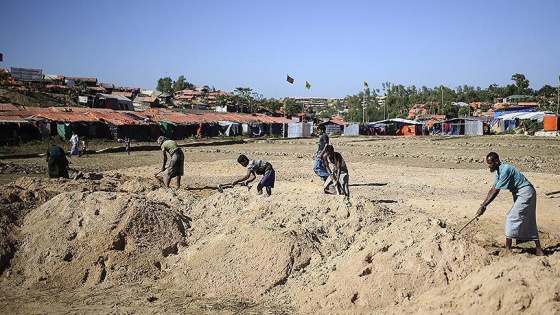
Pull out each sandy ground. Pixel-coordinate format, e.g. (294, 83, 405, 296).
(0, 135, 559, 314)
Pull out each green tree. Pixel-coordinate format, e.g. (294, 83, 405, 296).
(234, 87, 255, 112)
(156, 77, 173, 93)
(511, 73, 530, 95)
(261, 98, 283, 113)
(284, 98, 299, 116)
(172, 75, 193, 92)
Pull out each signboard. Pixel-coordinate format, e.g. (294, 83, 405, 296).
(78, 96, 88, 104)
(10, 67, 43, 81)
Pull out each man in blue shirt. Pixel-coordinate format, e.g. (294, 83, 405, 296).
(477, 152, 544, 256)
(313, 125, 330, 181)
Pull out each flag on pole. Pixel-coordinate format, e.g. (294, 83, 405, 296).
(305, 81, 311, 89)
(364, 81, 368, 88)
(286, 75, 294, 84)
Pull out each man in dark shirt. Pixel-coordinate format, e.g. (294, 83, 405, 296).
(46, 144, 70, 178)
(313, 125, 330, 181)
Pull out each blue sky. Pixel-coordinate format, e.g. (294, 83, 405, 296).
(1, 0, 559, 98)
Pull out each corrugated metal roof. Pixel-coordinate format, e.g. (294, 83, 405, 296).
(3, 106, 294, 125)
(86, 111, 144, 126)
(29, 111, 99, 123)
(97, 93, 132, 102)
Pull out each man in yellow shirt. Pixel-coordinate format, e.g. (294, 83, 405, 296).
(156, 136, 184, 189)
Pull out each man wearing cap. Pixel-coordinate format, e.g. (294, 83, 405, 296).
(156, 136, 184, 189)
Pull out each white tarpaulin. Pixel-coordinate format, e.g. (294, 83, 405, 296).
(498, 111, 553, 122)
(464, 120, 483, 135)
(343, 123, 360, 136)
(287, 122, 312, 138)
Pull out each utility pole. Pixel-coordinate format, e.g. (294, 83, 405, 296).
(557, 75, 559, 115)
(441, 85, 444, 115)
(283, 98, 286, 138)
(362, 95, 366, 124)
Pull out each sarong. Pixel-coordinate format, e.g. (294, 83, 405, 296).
(166, 149, 184, 178)
(505, 185, 539, 241)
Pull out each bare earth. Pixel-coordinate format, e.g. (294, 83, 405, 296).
(0, 135, 559, 314)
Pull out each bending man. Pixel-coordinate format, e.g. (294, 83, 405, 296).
(156, 136, 184, 189)
(477, 152, 544, 256)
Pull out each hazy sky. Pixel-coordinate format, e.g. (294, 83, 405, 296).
(2, 0, 559, 98)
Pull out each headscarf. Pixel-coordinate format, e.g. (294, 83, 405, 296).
(156, 136, 167, 146)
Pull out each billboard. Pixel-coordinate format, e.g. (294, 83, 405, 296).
(10, 67, 43, 81)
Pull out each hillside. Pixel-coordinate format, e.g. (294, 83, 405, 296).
(0, 87, 78, 108)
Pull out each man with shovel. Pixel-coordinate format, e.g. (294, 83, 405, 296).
(155, 136, 184, 189)
(476, 152, 544, 256)
(231, 154, 275, 196)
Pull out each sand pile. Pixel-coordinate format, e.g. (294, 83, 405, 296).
(1, 135, 559, 314)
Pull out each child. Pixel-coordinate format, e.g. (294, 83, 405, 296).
(323, 145, 350, 205)
(232, 154, 275, 195)
(81, 138, 88, 157)
(124, 137, 131, 155)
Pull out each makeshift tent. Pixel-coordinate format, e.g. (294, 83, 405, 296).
(93, 93, 134, 111)
(56, 123, 72, 139)
(491, 111, 553, 132)
(434, 118, 484, 136)
(343, 123, 360, 136)
(288, 122, 312, 138)
(367, 118, 423, 136)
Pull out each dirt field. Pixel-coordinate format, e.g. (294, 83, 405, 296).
(1, 135, 559, 314)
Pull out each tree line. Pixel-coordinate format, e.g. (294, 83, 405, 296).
(157, 73, 559, 121)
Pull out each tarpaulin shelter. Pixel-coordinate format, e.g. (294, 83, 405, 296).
(491, 111, 553, 132)
(93, 93, 134, 111)
(367, 118, 423, 136)
(343, 123, 360, 136)
(433, 118, 484, 136)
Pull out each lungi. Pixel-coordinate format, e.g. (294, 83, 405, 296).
(505, 185, 539, 241)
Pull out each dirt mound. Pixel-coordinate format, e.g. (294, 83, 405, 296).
(394, 255, 560, 314)
(1, 136, 559, 314)
(5, 189, 190, 288)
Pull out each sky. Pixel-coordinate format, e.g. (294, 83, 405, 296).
(1, 0, 559, 99)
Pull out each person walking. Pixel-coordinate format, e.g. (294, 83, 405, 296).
(81, 137, 88, 157)
(69, 131, 80, 156)
(477, 152, 545, 256)
(124, 137, 131, 155)
(156, 136, 184, 189)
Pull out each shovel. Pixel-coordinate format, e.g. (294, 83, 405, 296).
(456, 215, 479, 234)
(217, 182, 252, 193)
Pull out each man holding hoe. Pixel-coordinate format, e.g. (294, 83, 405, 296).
(476, 152, 544, 256)
(155, 136, 184, 189)
(323, 144, 350, 206)
(231, 154, 275, 196)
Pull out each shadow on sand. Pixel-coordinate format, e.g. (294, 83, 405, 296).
(349, 183, 388, 187)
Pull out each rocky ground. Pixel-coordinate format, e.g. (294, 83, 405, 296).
(0, 134, 559, 314)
